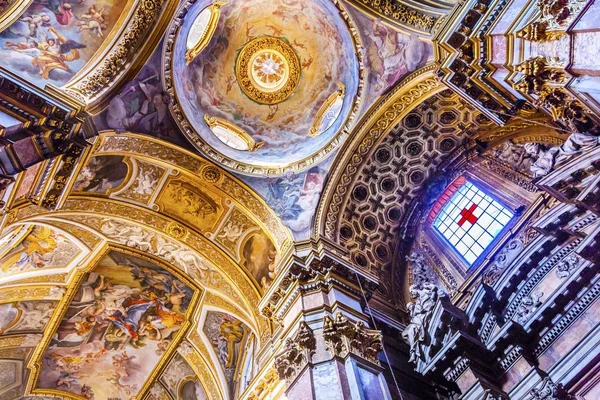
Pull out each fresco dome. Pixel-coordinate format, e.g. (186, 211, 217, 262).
(166, 0, 362, 176)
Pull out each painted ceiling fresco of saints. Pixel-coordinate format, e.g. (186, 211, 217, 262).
(72, 155, 129, 195)
(347, 9, 433, 104)
(94, 42, 193, 149)
(35, 250, 196, 399)
(0, 225, 80, 277)
(0, 0, 127, 87)
(203, 311, 249, 395)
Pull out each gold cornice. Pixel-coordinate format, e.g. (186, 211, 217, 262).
(0, 285, 64, 304)
(90, 132, 293, 252)
(344, 0, 441, 35)
(315, 65, 442, 241)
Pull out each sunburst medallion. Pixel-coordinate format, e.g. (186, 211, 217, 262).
(235, 36, 300, 105)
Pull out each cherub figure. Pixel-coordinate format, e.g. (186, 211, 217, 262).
(76, 6, 107, 37)
(20, 13, 51, 37)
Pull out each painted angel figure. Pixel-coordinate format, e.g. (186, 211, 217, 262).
(76, 5, 107, 37)
(19, 13, 51, 38)
(29, 27, 86, 80)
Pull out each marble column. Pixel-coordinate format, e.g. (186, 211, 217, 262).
(261, 240, 393, 400)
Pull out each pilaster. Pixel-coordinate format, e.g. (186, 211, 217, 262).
(261, 239, 392, 400)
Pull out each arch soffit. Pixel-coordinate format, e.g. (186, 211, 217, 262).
(316, 66, 442, 241)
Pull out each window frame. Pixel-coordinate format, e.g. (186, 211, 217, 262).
(426, 174, 521, 273)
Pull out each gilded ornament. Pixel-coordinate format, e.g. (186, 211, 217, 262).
(235, 36, 301, 105)
(323, 312, 382, 364)
(274, 321, 315, 381)
(166, 221, 188, 240)
(74, 0, 166, 98)
(516, 0, 586, 42)
(309, 82, 346, 137)
(204, 114, 265, 152)
(185, 1, 227, 65)
(357, 0, 436, 31)
(200, 164, 223, 184)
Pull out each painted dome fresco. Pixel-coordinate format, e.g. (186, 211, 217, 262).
(166, 0, 362, 175)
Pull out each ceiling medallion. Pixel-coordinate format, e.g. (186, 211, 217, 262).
(235, 36, 301, 105)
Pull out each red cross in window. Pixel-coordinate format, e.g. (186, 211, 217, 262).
(458, 204, 478, 226)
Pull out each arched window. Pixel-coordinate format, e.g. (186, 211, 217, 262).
(430, 179, 514, 266)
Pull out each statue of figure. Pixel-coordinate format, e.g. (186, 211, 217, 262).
(401, 283, 439, 363)
(406, 252, 437, 287)
(524, 132, 600, 178)
(490, 140, 534, 173)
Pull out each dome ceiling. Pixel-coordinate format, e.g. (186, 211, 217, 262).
(167, 0, 362, 176)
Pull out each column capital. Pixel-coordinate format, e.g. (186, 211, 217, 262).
(323, 312, 383, 365)
(260, 238, 379, 323)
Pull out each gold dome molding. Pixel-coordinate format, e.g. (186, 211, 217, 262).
(235, 36, 301, 105)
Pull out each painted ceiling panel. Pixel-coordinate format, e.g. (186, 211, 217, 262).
(0, 0, 130, 87)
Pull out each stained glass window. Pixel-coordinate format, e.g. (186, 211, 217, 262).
(433, 181, 513, 265)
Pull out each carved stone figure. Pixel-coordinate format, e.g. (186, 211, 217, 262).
(528, 377, 574, 400)
(515, 292, 544, 324)
(524, 132, 600, 178)
(401, 283, 439, 363)
(407, 252, 437, 287)
(490, 140, 535, 173)
(555, 253, 581, 279)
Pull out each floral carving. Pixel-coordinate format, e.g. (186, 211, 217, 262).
(357, 0, 436, 31)
(528, 377, 575, 400)
(514, 292, 543, 324)
(555, 253, 581, 278)
(274, 321, 316, 381)
(323, 312, 383, 364)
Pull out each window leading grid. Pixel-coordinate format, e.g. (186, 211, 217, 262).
(433, 182, 513, 265)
